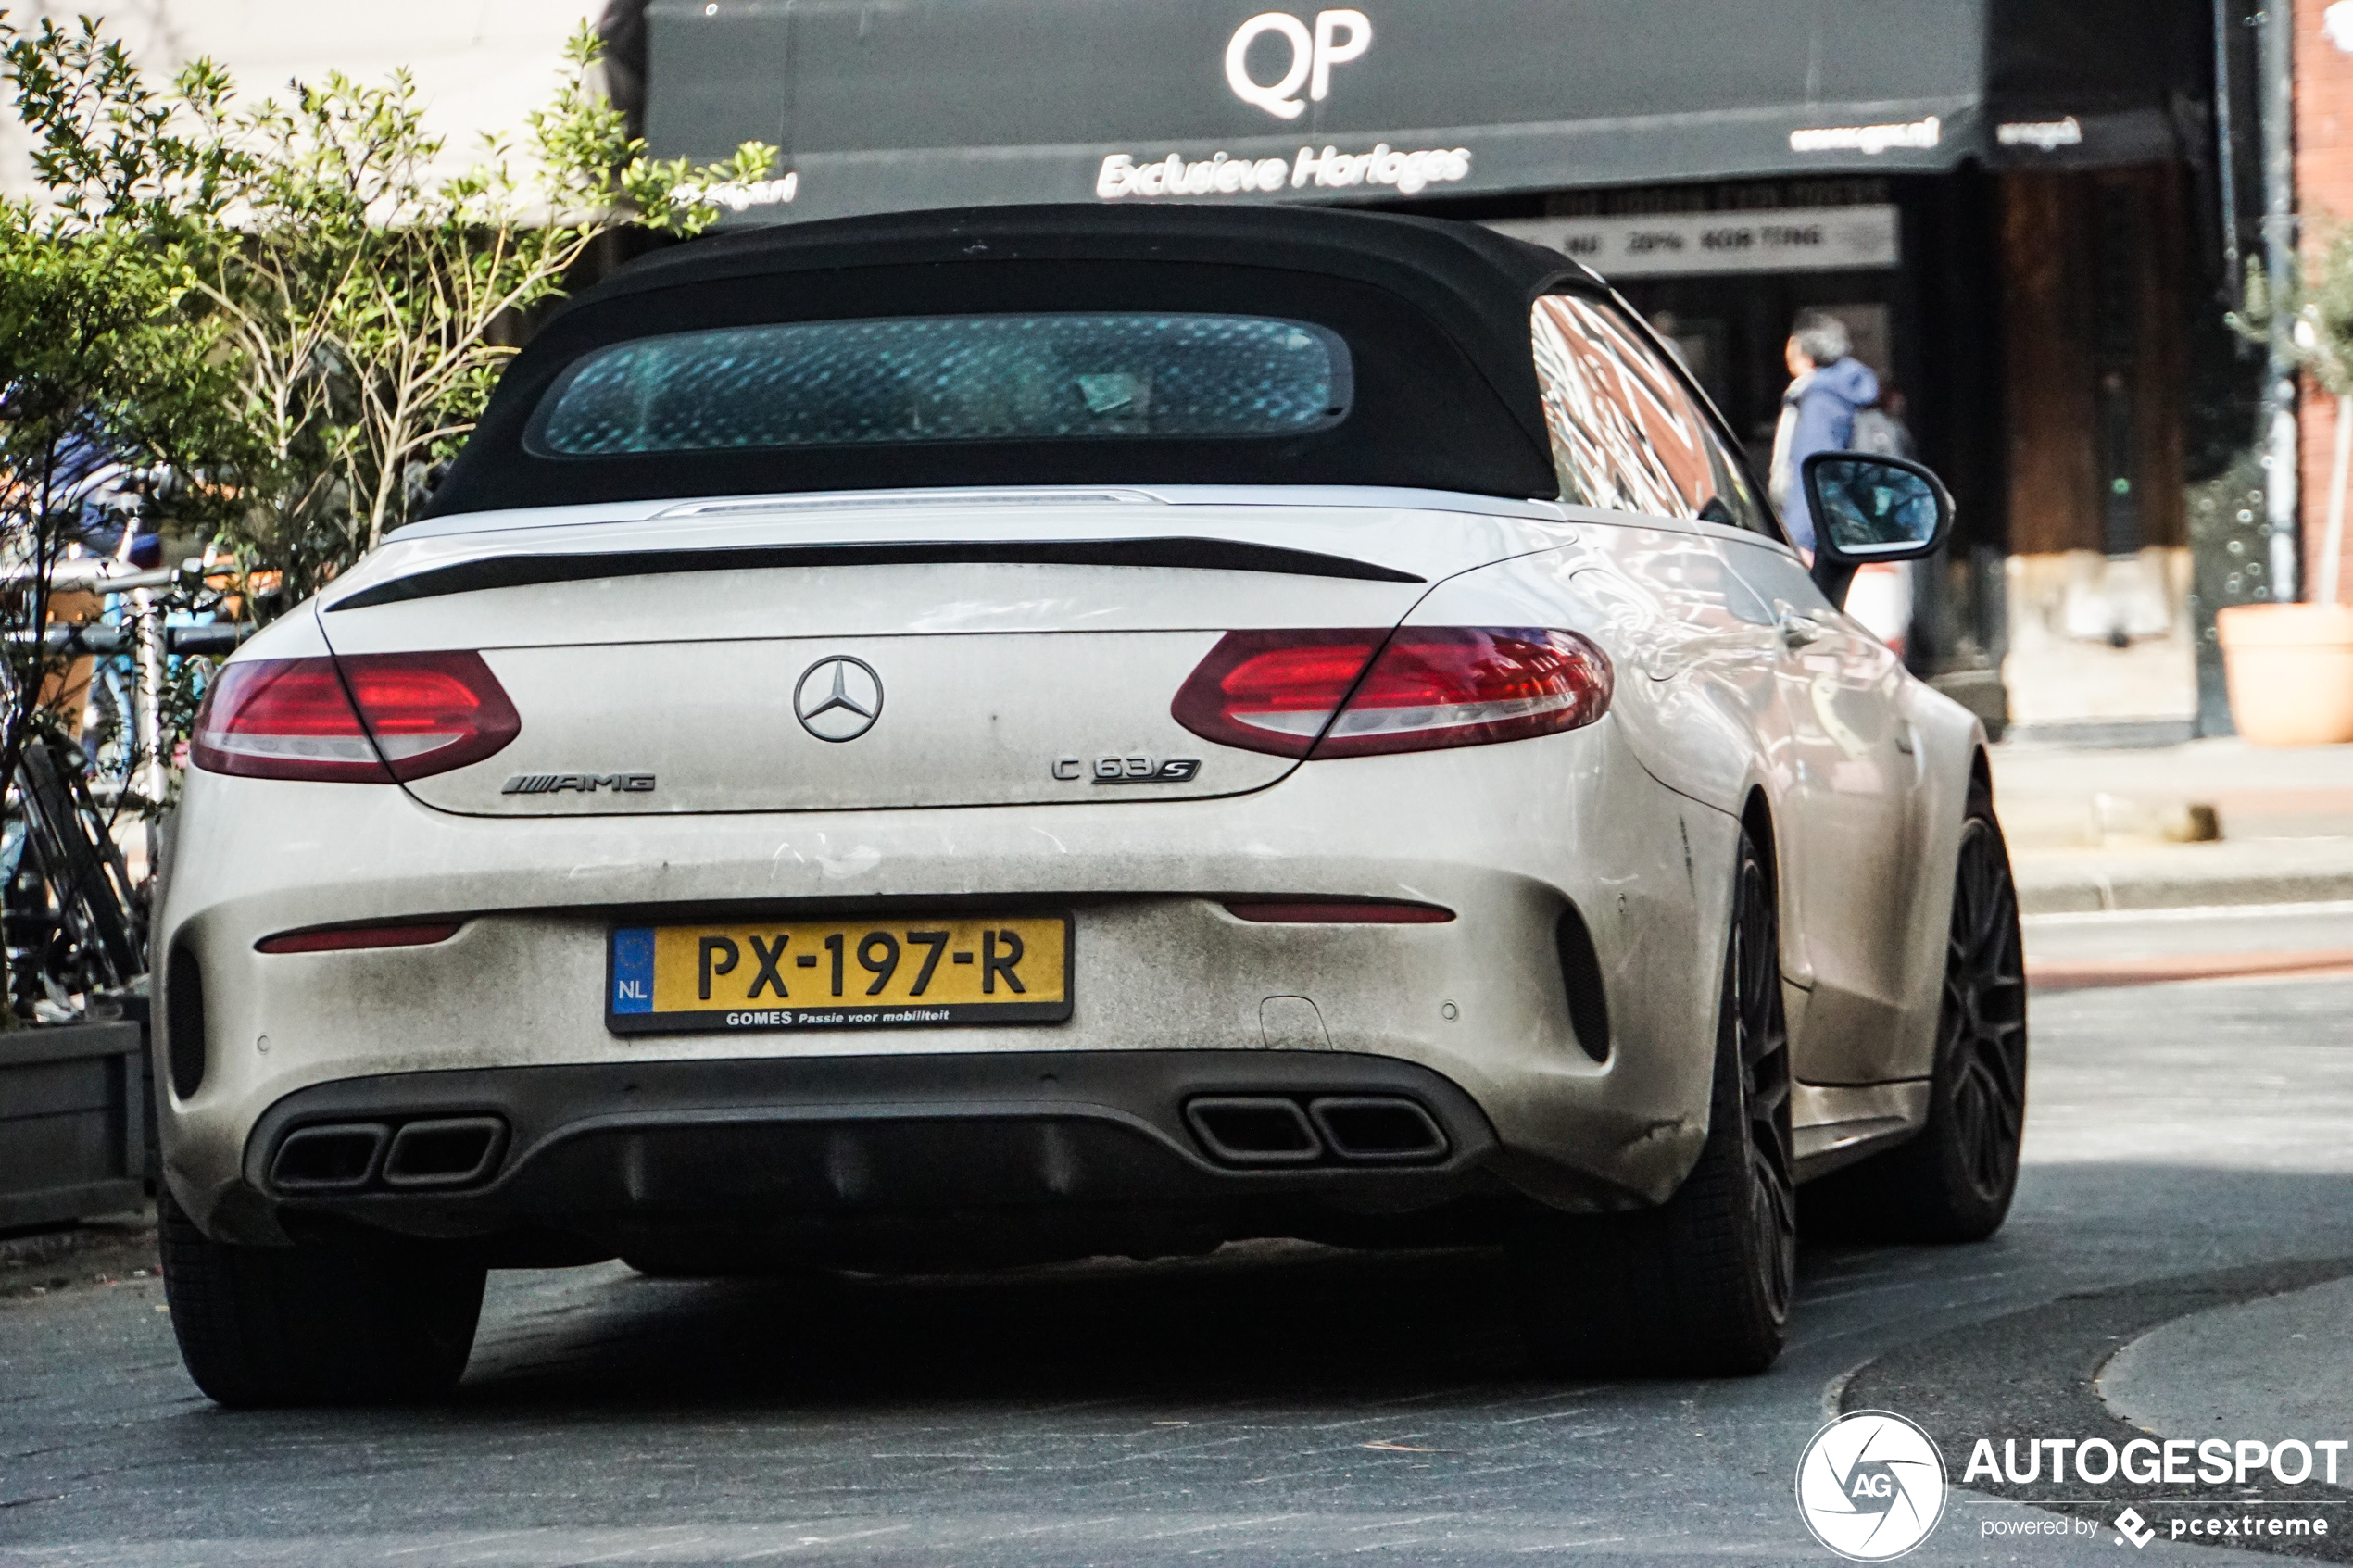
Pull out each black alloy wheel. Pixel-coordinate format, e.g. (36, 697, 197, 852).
(1509, 826, 1795, 1377)
(1803, 792, 2027, 1243)
(1730, 839, 1799, 1324)
(1933, 808, 2030, 1223)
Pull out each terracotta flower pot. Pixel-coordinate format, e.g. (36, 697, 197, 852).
(2217, 602, 2353, 746)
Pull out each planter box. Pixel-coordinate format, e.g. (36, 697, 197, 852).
(2218, 603, 2353, 746)
(0, 1021, 145, 1230)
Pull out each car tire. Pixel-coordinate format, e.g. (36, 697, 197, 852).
(1803, 789, 2027, 1243)
(1510, 826, 1796, 1377)
(157, 1186, 486, 1407)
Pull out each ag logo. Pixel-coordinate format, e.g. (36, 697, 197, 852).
(1795, 1411, 1947, 1561)
(1225, 9, 1372, 120)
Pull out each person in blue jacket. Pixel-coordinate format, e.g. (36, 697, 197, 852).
(1768, 310, 1880, 554)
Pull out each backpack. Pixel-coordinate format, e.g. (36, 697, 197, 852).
(1849, 407, 1911, 458)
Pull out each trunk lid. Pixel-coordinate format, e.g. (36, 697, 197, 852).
(313, 488, 1576, 816)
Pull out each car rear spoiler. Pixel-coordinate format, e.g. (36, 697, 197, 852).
(325, 536, 1427, 610)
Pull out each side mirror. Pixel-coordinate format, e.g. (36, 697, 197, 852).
(1801, 450, 1955, 607)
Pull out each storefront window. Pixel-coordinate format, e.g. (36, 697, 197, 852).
(1529, 295, 1769, 536)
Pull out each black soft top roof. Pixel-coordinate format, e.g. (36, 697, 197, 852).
(426, 204, 1592, 519)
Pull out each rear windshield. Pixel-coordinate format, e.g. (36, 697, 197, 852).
(527, 313, 1353, 458)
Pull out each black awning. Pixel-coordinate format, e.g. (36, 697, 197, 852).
(622, 0, 2208, 224)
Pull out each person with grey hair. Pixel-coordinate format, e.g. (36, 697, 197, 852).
(1769, 308, 1880, 553)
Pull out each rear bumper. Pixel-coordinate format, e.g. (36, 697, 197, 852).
(220, 1051, 1507, 1262)
(158, 717, 1741, 1236)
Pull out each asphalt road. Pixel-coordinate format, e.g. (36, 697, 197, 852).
(8, 947, 2353, 1564)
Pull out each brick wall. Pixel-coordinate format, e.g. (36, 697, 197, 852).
(2300, 0, 2353, 597)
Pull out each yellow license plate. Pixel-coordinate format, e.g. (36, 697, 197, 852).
(607, 915, 1071, 1034)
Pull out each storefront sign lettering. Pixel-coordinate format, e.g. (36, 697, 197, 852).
(1098, 143, 1469, 200)
(1225, 9, 1373, 120)
(675, 172, 799, 212)
(1489, 206, 1900, 279)
(1996, 116, 2084, 150)
(1789, 115, 1942, 155)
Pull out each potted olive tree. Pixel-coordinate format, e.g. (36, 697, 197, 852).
(2221, 236, 2353, 744)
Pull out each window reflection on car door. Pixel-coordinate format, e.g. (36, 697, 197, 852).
(1526, 289, 1928, 1086)
(1711, 534, 1926, 1085)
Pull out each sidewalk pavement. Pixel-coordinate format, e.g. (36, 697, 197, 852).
(2099, 1274, 2353, 1449)
(0, 1210, 156, 1301)
(1993, 737, 2353, 915)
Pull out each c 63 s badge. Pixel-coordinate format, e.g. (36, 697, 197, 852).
(503, 772, 656, 796)
(1053, 755, 1202, 785)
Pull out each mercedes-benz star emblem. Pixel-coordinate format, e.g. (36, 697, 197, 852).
(794, 656, 884, 742)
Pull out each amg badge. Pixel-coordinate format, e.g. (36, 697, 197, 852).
(502, 772, 657, 796)
(1052, 755, 1202, 785)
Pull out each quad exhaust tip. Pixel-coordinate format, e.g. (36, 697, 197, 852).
(270, 1116, 509, 1194)
(1307, 1097, 1448, 1162)
(383, 1117, 508, 1188)
(1186, 1098, 1323, 1164)
(1184, 1095, 1447, 1168)
(270, 1123, 389, 1191)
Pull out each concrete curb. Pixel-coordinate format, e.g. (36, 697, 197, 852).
(2020, 872, 2353, 915)
(2014, 841, 2353, 915)
(2028, 949, 2353, 991)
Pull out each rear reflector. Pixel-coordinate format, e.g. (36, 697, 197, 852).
(1173, 627, 1612, 759)
(193, 653, 520, 783)
(256, 922, 461, 955)
(1225, 900, 1454, 923)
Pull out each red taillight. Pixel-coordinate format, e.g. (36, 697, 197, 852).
(191, 659, 389, 782)
(1172, 628, 1612, 759)
(191, 653, 520, 783)
(256, 922, 462, 954)
(1318, 628, 1613, 758)
(1168, 630, 1385, 758)
(342, 653, 522, 780)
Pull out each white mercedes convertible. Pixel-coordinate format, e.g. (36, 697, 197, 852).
(155, 205, 2024, 1403)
